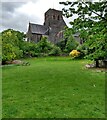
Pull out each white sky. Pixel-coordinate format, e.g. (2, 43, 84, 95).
(1, 0, 72, 33)
(1, 0, 100, 32)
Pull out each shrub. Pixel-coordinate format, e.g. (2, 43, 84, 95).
(76, 45, 87, 58)
(49, 46, 61, 56)
(37, 37, 53, 53)
(22, 42, 40, 57)
(2, 43, 23, 62)
(69, 50, 80, 58)
(56, 39, 67, 52)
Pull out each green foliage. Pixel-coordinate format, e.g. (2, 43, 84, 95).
(2, 29, 25, 62)
(37, 36, 53, 53)
(2, 43, 23, 62)
(60, 1, 107, 29)
(2, 43, 16, 61)
(49, 46, 61, 56)
(22, 42, 38, 57)
(84, 28, 107, 60)
(65, 35, 78, 52)
(56, 39, 67, 51)
(60, 1, 107, 62)
(1, 29, 63, 63)
(57, 28, 79, 53)
(76, 45, 87, 59)
(36, 37, 62, 56)
(2, 29, 25, 47)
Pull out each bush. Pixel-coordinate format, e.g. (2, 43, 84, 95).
(2, 43, 23, 62)
(22, 42, 39, 57)
(49, 46, 61, 56)
(69, 50, 80, 58)
(37, 37, 53, 53)
(1, 29, 65, 62)
(76, 45, 87, 59)
(56, 39, 67, 51)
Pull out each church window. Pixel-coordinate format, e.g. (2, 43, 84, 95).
(53, 15, 55, 19)
(58, 15, 60, 20)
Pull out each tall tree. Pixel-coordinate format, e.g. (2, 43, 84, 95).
(60, 0, 107, 67)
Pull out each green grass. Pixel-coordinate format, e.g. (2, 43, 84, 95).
(2, 57, 105, 118)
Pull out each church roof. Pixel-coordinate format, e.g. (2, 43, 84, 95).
(29, 23, 49, 35)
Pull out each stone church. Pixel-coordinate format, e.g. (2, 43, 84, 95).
(27, 8, 67, 44)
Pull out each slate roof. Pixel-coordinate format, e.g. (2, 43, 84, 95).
(30, 23, 49, 35)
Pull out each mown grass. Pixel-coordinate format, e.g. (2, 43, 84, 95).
(2, 57, 105, 118)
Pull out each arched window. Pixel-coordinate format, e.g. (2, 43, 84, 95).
(53, 15, 55, 19)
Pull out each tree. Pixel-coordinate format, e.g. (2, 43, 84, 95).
(65, 34, 78, 52)
(57, 27, 79, 53)
(2, 29, 25, 63)
(60, 0, 107, 67)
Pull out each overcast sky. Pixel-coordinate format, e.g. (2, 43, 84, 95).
(0, 0, 73, 33)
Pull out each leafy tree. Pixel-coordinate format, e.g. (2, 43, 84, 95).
(65, 35, 78, 52)
(84, 26, 107, 67)
(2, 29, 25, 63)
(60, 0, 107, 67)
(64, 28, 79, 52)
(2, 29, 25, 47)
(2, 43, 23, 62)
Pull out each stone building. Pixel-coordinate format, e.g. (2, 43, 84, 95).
(27, 8, 67, 44)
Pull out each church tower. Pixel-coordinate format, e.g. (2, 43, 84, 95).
(27, 8, 67, 44)
(44, 9, 67, 43)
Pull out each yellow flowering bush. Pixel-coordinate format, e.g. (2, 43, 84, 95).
(69, 50, 80, 58)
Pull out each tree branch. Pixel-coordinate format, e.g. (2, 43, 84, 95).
(82, 2, 107, 21)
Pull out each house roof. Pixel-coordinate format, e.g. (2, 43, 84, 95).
(29, 23, 49, 35)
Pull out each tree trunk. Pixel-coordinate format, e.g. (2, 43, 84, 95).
(95, 60, 99, 68)
(103, 60, 107, 68)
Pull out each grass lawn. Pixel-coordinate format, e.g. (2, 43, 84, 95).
(2, 57, 105, 118)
